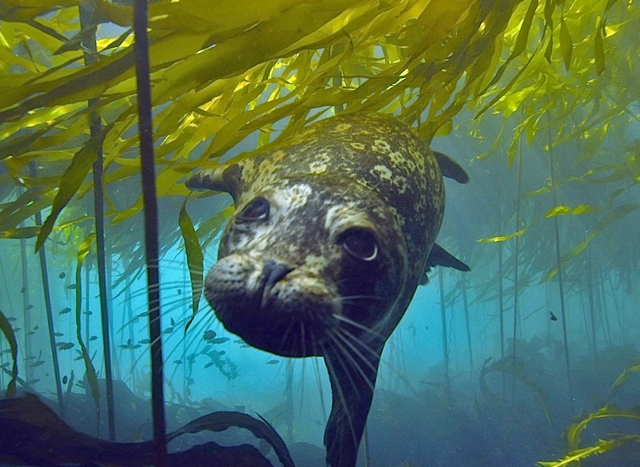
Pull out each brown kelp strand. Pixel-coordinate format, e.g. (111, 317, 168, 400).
(134, 0, 167, 463)
(80, 2, 116, 441)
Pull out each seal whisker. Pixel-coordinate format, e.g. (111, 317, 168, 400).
(331, 314, 385, 340)
(330, 330, 378, 392)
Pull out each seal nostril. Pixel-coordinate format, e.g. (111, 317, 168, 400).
(260, 260, 293, 307)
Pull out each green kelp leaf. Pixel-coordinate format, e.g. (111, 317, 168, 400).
(559, 17, 572, 70)
(607, 357, 640, 399)
(545, 204, 597, 218)
(35, 125, 110, 252)
(594, 25, 605, 75)
(542, 203, 640, 282)
(0, 226, 40, 239)
(477, 228, 527, 243)
(0, 0, 78, 22)
(0, 309, 19, 398)
(179, 200, 204, 332)
(566, 405, 640, 451)
(537, 436, 640, 467)
(74, 234, 100, 423)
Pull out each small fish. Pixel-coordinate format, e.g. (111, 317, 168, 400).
(59, 272, 66, 279)
(59, 308, 71, 315)
(24, 304, 33, 311)
(549, 311, 558, 321)
(170, 317, 176, 326)
(62, 375, 68, 384)
(31, 360, 45, 367)
(139, 339, 151, 344)
(164, 327, 174, 334)
(89, 335, 98, 341)
(203, 330, 217, 342)
(27, 331, 35, 336)
(6, 317, 16, 322)
(27, 379, 40, 385)
(204, 361, 215, 369)
(267, 359, 280, 365)
(177, 288, 182, 295)
(84, 310, 93, 316)
(210, 337, 229, 345)
(33, 325, 38, 330)
(57, 342, 74, 350)
(174, 360, 183, 365)
(67, 284, 77, 289)
(54, 332, 64, 337)
(21, 287, 25, 293)
(24, 356, 36, 361)
(13, 327, 21, 332)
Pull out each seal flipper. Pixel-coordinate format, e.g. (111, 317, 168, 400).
(420, 243, 471, 285)
(323, 346, 382, 467)
(433, 151, 469, 184)
(186, 163, 244, 201)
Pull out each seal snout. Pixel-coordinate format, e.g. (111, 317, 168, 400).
(259, 260, 293, 307)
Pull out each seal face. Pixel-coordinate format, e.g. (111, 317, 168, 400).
(187, 113, 469, 467)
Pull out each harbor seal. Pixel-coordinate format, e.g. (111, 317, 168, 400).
(187, 113, 469, 467)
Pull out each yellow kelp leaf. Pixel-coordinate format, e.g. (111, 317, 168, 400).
(607, 357, 640, 398)
(477, 228, 527, 243)
(594, 25, 606, 75)
(567, 405, 640, 450)
(0, 0, 78, 22)
(35, 126, 110, 251)
(545, 204, 597, 218)
(559, 17, 572, 71)
(179, 201, 204, 331)
(0, 309, 19, 397)
(537, 436, 640, 467)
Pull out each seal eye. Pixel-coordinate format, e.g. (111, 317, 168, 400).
(238, 197, 269, 222)
(341, 228, 379, 262)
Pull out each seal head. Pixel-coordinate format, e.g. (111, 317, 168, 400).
(187, 113, 469, 467)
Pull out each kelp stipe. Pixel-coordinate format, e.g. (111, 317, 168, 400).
(80, 2, 117, 440)
(29, 162, 65, 418)
(133, 0, 167, 464)
(546, 117, 573, 399)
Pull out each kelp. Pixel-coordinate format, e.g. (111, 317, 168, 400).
(0, 392, 293, 467)
(537, 358, 640, 466)
(0, 308, 18, 397)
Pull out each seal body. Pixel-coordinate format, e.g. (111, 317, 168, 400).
(187, 113, 468, 467)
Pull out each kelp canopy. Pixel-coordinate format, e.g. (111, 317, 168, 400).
(0, 0, 637, 259)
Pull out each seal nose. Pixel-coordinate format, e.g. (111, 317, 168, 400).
(260, 260, 293, 307)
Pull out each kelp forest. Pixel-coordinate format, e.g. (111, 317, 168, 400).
(0, 0, 638, 466)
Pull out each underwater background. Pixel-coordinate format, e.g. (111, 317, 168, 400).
(0, 0, 639, 466)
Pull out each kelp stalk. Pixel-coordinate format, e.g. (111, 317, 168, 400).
(585, 246, 597, 363)
(546, 127, 573, 398)
(30, 162, 65, 417)
(20, 236, 31, 383)
(511, 144, 522, 403)
(461, 273, 474, 381)
(438, 269, 451, 405)
(80, 3, 116, 440)
(134, 0, 167, 464)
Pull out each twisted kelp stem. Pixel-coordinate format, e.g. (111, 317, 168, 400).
(29, 162, 65, 417)
(79, 3, 116, 440)
(134, 0, 167, 464)
(511, 143, 522, 404)
(461, 273, 474, 382)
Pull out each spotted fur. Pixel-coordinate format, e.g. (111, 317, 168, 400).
(187, 113, 468, 467)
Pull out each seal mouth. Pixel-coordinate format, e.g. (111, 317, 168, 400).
(204, 256, 339, 357)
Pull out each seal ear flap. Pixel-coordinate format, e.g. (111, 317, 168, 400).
(433, 151, 469, 184)
(420, 243, 470, 285)
(186, 163, 244, 200)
